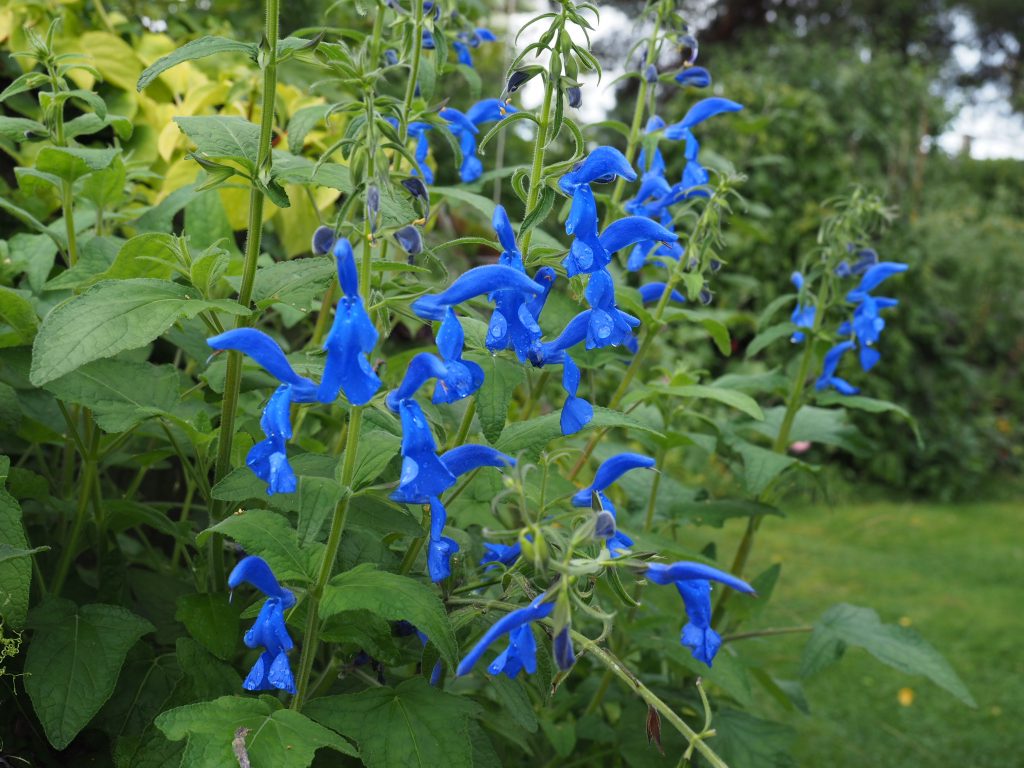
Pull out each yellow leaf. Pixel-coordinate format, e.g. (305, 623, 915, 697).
(78, 31, 142, 92)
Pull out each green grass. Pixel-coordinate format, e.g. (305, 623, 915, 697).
(702, 501, 1023, 768)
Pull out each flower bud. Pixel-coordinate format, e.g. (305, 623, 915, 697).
(644, 64, 658, 83)
(566, 85, 582, 109)
(311, 225, 337, 255)
(394, 225, 423, 260)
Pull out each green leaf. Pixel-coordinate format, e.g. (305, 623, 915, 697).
(746, 322, 799, 358)
(0, 462, 31, 627)
(25, 599, 153, 750)
(623, 384, 763, 420)
(749, 406, 871, 456)
(496, 407, 662, 461)
(138, 36, 257, 91)
(733, 442, 797, 496)
(29, 279, 249, 386)
(320, 564, 458, 668)
(347, 430, 402, 491)
(252, 256, 336, 311)
(174, 592, 241, 661)
(305, 678, 477, 768)
(815, 392, 923, 447)
(0, 542, 48, 564)
(43, 359, 179, 433)
(0, 286, 38, 348)
(198, 509, 318, 583)
(156, 695, 356, 767)
(174, 116, 261, 173)
(677, 309, 732, 356)
(801, 603, 976, 706)
(471, 354, 524, 444)
(713, 708, 796, 768)
(286, 104, 331, 150)
(0, 116, 45, 140)
(95, 233, 180, 284)
(35, 146, 120, 183)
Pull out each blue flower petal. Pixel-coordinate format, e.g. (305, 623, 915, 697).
(674, 66, 711, 87)
(412, 266, 545, 320)
(207, 329, 317, 400)
(558, 146, 636, 194)
(457, 593, 554, 677)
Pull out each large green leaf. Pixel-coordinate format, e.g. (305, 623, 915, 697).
(306, 678, 478, 768)
(347, 429, 402, 491)
(251, 256, 336, 311)
(198, 509, 318, 583)
(320, 564, 458, 668)
(94, 233, 180, 284)
(0, 286, 38, 348)
(25, 599, 153, 749)
(801, 603, 976, 706)
(622, 384, 764, 420)
(749, 406, 871, 456)
(35, 146, 120, 183)
(815, 392, 923, 446)
(29, 279, 248, 386)
(43, 359, 179, 433)
(0, 457, 31, 627)
(138, 36, 257, 91)
(471, 353, 525, 444)
(732, 442, 798, 496)
(712, 708, 796, 768)
(174, 593, 241, 661)
(174, 116, 261, 173)
(156, 695, 356, 767)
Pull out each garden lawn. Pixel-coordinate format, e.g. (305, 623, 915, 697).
(704, 501, 1023, 768)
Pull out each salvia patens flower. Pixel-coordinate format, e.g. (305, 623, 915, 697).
(663, 97, 743, 199)
(318, 238, 381, 406)
(675, 66, 711, 88)
(842, 261, 908, 371)
(553, 627, 575, 671)
(480, 541, 522, 569)
(815, 340, 859, 395)
(457, 593, 555, 678)
(229, 556, 297, 693)
(625, 117, 687, 271)
(391, 399, 514, 506)
(571, 452, 657, 556)
(835, 246, 879, 278)
(486, 205, 556, 362)
(207, 328, 318, 495)
(453, 27, 497, 68)
(385, 308, 484, 411)
(560, 354, 594, 435)
(441, 99, 517, 183)
(639, 283, 686, 305)
(412, 265, 545, 321)
(645, 561, 755, 666)
(790, 271, 816, 343)
(583, 269, 641, 349)
(428, 496, 459, 582)
(384, 118, 437, 184)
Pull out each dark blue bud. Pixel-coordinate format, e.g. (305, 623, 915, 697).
(384, 48, 399, 66)
(699, 287, 713, 305)
(402, 177, 429, 201)
(553, 627, 575, 671)
(507, 69, 532, 93)
(394, 225, 423, 257)
(644, 64, 658, 83)
(566, 86, 582, 109)
(311, 225, 337, 255)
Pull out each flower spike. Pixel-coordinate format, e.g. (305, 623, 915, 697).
(228, 556, 298, 693)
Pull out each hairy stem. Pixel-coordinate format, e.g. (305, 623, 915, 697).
(209, 0, 281, 588)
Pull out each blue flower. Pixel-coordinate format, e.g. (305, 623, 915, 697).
(391, 400, 514, 505)
(838, 260, 907, 371)
(790, 271, 816, 343)
(412, 265, 546, 321)
(553, 627, 575, 671)
(559, 146, 637, 193)
(441, 99, 517, 183)
(486, 205, 556, 362)
(427, 497, 459, 582)
(386, 309, 484, 411)
(560, 354, 594, 435)
(675, 66, 711, 88)
(480, 541, 522, 569)
(835, 246, 879, 278)
(453, 27, 497, 68)
(645, 560, 755, 666)
(207, 328, 319, 495)
(664, 97, 743, 198)
(571, 452, 656, 555)
(228, 556, 297, 693)
(639, 283, 686, 304)
(583, 269, 641, 348)
(565, 199, 678, 277)
(318, 238, 382, 406)
(456, 593, 555, 678)
(815, 340, 859, 395)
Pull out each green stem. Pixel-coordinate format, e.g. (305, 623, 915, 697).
(721, 625, 813, 644)
(209, 0, 281, 588)
(609, 8, 662, 210)
(51, 427, 100, 595)
(448, 399, 477, 450)
(402, 0, 425, 137)
(519, 69, 556, 255)
(291, 406, 363, 710)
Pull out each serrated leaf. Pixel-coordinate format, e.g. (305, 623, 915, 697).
(156, 695, 356, 767)
(746, 322, 799, 358)
(35, 146, 120, 183)
(95, 233, 180, 284)
(43, 359, 179, 432)
(623, 384, 763, 420)
(25, 599, 153, 750)
(496, 407, 662, 460)
(320, 564, 458, 668)
(29, 279, 249, 386)
(815, 392, 922, 447)
(801, 603, 975, 706)
(175, 116, 261, 173)
(733, 442, 797, 496)
(306, 678, 477, 768)
(347, 429, 402, 490)
(252, 256, 336, 311)
(138, 36, 257, 91)
(0, 286, 38, 348)
(713, 708, 796, 768)
(198, 509, 319, 583)
(749, 406, 871, 456)
(471, 354, 524, 443)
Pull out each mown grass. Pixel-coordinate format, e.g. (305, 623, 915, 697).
(704, 501, 1023, 768)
